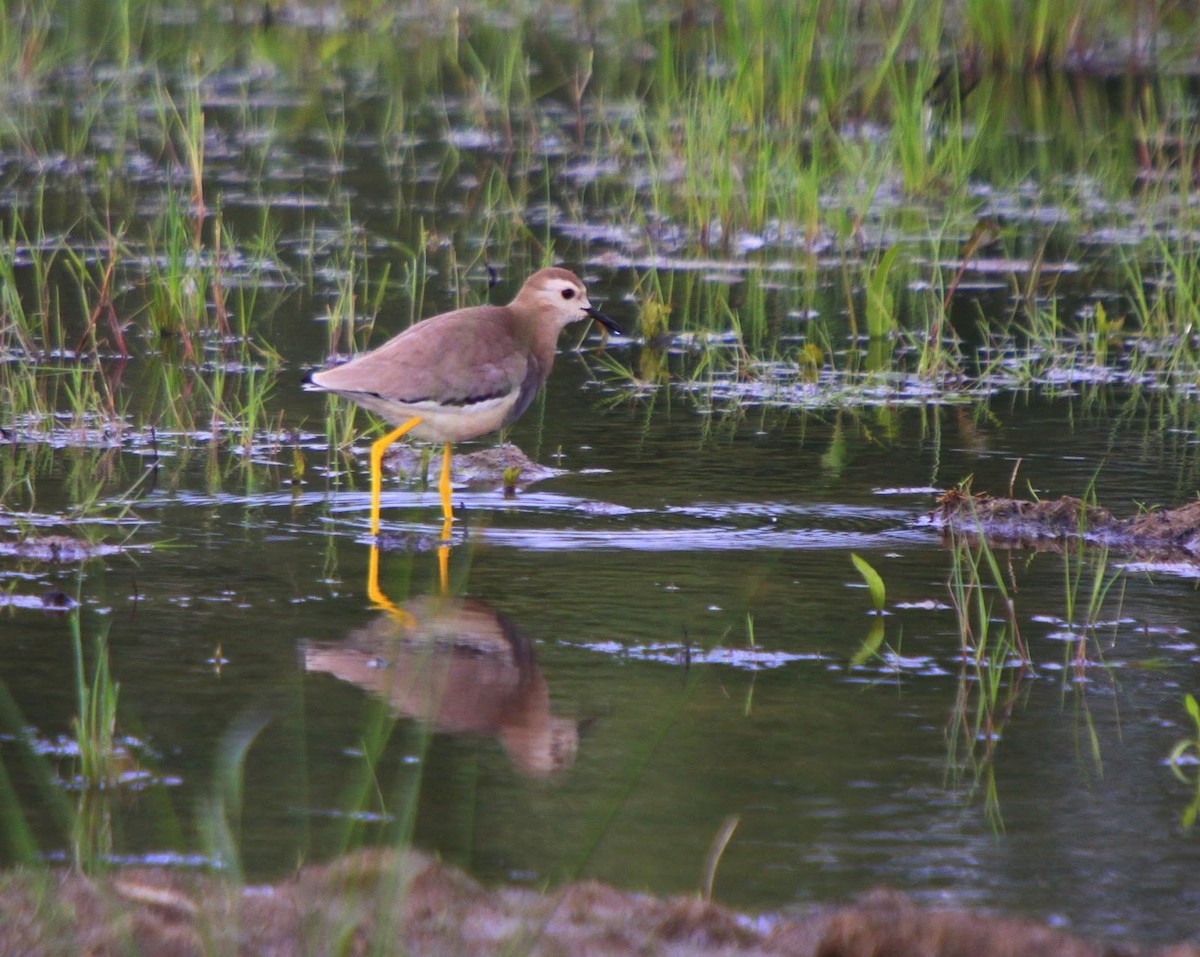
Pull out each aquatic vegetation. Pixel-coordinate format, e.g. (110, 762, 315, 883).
(1166, 693, 1200, 830)
(0, 597, 174, 874)
(942, 522, 1027, 829)
(4, 2, 1200, 946)
(850, 553, 886, 614)
(0, 0, 1197, 429)
(69, 611, 119, 869)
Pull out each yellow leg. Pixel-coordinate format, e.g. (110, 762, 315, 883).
(437, 544, 450, 595)
(364, 546, 417, 628)
(366, 544, 416, 626)
(366, 544, 392, 611)
(369, 418, 422, 538)
(438, 441, 454, 540)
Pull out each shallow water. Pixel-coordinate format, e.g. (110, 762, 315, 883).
(4, 369, 1200, 942)
(2, 15, 1200, 947)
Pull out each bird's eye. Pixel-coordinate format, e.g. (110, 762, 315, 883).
(561, 288, 576, 300)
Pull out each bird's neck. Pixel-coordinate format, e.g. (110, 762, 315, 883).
(529, 316, 564, 370)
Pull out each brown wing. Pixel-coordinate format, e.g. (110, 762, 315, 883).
(311, 306, 530, 408)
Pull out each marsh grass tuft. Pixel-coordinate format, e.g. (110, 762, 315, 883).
(943, 528, 1027, 830)
(70, 616, 120, 793)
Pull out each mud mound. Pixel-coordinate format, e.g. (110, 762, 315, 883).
(1, 849, 1195, 957)
(929, 487, 1200, 560)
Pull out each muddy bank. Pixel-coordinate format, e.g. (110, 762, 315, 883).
(928, 486, 1200, 560)
(1, 848, 1196, 957)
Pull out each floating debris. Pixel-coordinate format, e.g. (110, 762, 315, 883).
(0, 535, 126, 563)
(0, 589, 79, 611)
(927, 485, 1200, 561)
(580, 640, 823, 671)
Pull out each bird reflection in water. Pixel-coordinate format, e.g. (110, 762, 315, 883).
(307, 546, 578, 776)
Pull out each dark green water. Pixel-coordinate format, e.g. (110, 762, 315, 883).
(5, 371, 1199, 942)
(1, 16, 1199, 946)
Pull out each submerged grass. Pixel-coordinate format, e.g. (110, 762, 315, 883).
(942, 524, 1029, 830)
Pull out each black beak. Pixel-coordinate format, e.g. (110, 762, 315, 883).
(584, 305, 622, 335)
